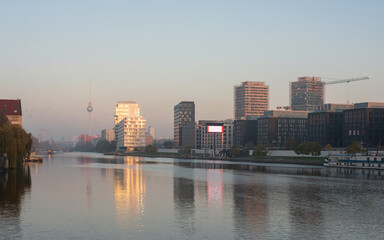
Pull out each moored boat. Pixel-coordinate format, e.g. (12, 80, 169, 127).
(325, 153, 384, 169)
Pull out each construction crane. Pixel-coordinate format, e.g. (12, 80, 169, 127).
(277, 76, 369, 110)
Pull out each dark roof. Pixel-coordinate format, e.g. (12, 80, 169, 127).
(0, 99, 22, 116)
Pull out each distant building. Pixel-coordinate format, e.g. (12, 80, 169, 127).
(291, 77, 324, 111)
(180, 123, 197, 148)
(145, 133, 154, 146)
(101, 129, 115, 142)
(72, 136, 79, 147)
(308, 104, 353, 147)
(148, 126, 155, 138)
(257, 110, 308, 149)
(0, 99, 22, 126)
(80, 134, 99, 144)
(198, 120, 234, 152)
(115, 101, 146, 152)
(233, 117, 259, 148)
(343, 102, 384, 147)
(234, 81, 269, 120)
(174, 101, 195, 148)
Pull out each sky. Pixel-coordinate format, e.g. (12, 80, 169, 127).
(1, 0, 383, 140)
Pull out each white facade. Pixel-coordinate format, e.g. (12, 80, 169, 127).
(114, 101, 146, 152)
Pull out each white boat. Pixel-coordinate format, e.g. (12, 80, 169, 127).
(325, 153, 384, 169)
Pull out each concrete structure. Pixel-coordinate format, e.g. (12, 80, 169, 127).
(257, 111, 308, 149)
(101, 129, 115, 142)
(313, 103, 353, 112)
(198, 120, 234, 152)
(174, 101, 195, 148)
(234, 81, 269, 120)
(114, 101, 146, 152)
(343, 102, 384, 148)
(0, 99, 22, 126)
(148, 125, 155, 138)
(290, 77, 324, 111)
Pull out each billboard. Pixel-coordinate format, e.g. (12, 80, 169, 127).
(207, 125, 223, 133)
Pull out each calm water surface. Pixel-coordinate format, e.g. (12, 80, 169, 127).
(1, 152, 384, 240)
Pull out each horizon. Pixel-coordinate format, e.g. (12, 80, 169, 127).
(1, 0, 383, 140)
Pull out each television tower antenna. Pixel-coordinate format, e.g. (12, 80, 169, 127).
(87, 81, 93, 136)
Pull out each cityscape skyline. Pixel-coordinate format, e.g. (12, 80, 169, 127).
(1, 1, 383, 140)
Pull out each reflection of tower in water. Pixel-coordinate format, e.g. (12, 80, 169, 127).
(114, 157, 146, 224)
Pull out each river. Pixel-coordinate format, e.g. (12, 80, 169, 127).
(1, 152, 384, 240)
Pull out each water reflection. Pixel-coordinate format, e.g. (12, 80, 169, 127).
(0, 166, 31, 239)
(114, 157, 146, 227)
(173, 163, 196, 235)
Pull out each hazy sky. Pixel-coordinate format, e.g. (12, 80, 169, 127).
(1, 0, 383, 140)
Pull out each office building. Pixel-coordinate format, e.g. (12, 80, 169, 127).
(257, 110, 308, 149)
(308, 104, 353, 147)
(174, 101, 195, 148)
(198, 119, 233, 152)
(234, 81, 269, 120)
(233, 116, 259, 148)
(0, 99, 22, 126)
(290, 77, 324, 111)
(343, 102, 384, 147)
(114, 101, 146, 152)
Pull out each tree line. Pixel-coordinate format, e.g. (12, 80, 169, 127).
(0, 113, 32, 168)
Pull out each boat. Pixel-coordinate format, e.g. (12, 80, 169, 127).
(25, 156, 43, 163)
(324, 153, 384, 169)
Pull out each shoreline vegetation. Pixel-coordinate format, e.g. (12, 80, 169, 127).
(111, 152, 325, 166)
(0, 112, 33, 172)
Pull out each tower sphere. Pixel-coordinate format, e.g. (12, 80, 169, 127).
(87, 105, 93, 112)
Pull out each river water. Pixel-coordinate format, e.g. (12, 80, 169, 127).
(1, 152, 384, 240)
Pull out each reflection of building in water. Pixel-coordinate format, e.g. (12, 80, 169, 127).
(114, 157, 146, 223)
(206, 169, 224, 206)
(288, 183, 324, 239)
(0, 166, 31, 239)
(173, 165, 196, 235)
(233, 181, 268, 238)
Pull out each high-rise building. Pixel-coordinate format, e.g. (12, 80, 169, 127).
(290, 77, 325, 111)
(114, 101, 146, 152)
(0, 99, 22, 126)
(174, 101, 195, 148)
(234, 81, 269, 120)
(101, 129, 115, 142)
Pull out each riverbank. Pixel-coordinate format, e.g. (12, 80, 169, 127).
(117, 152, 325, 166)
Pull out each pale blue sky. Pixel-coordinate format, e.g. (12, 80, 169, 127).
(1, 0, 383, 140)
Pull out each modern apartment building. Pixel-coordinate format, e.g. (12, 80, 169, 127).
(0, 99, 22, 126)
(290, 77, 324, 111)
(114, 101, 146, 152)
(174, 101, 195, 148)
(234, 81, 269, 120)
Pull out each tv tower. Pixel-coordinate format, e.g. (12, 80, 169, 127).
(87, 81, 93, 136)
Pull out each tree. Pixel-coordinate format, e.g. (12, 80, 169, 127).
(180, 146, 191, 156)
(253, 144, 267, 156)
(163, 140, 175, 149)
(325, 144, 333, 153)
(0, 123, 32, 167)
(145, 145, 158, 154)
(95, 139, 115, 153)
(229, 145, 240, 157)
(346, 141, 362, 154)
(245, 141, 255, 149)
(294, 142, 321, 156)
